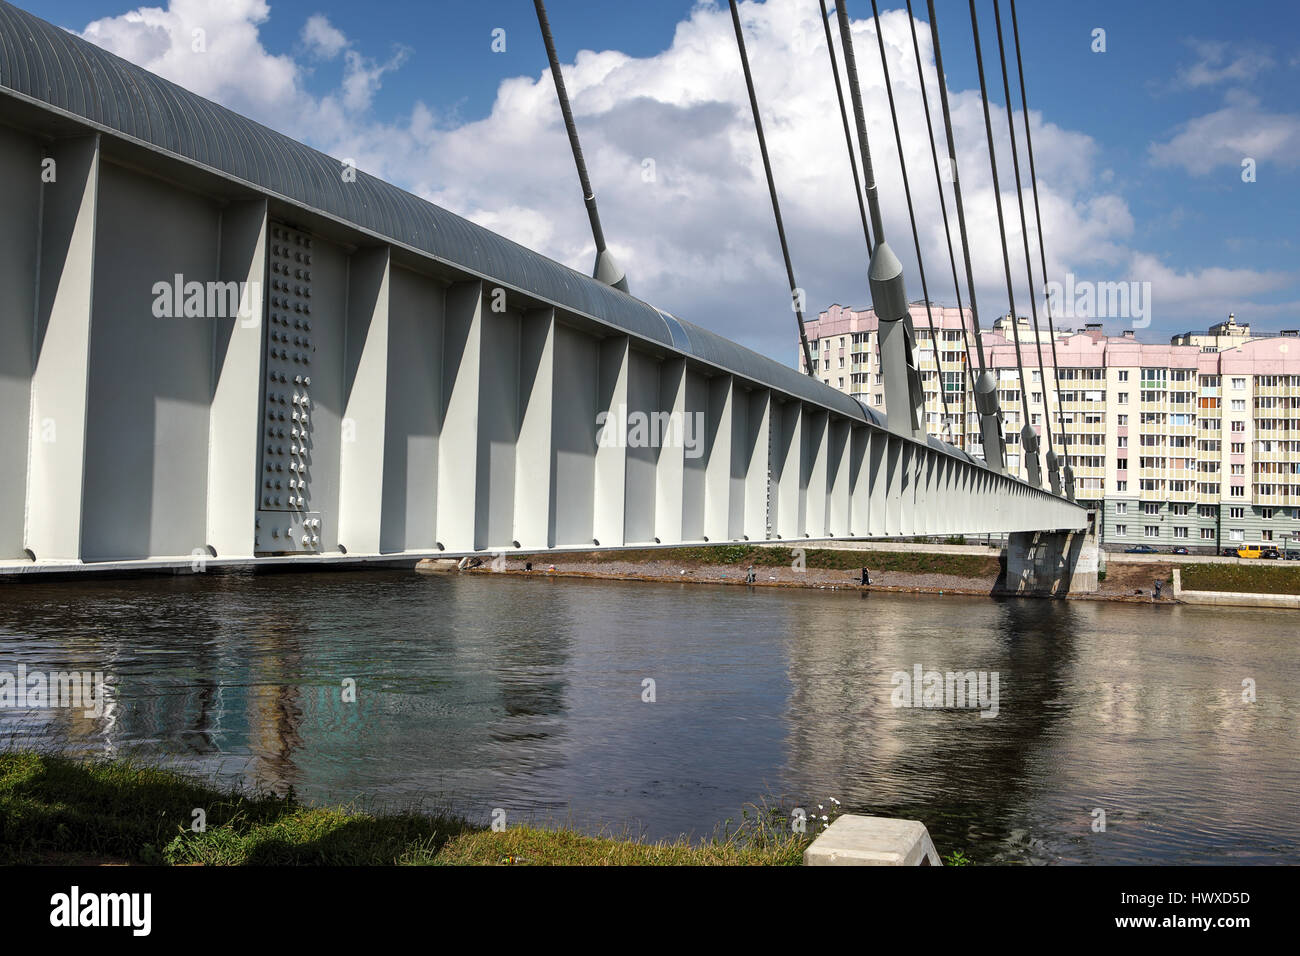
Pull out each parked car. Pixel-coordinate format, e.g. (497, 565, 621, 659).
(1236, 547, 1262, 559)
(1221, 547, 1239, 557)
(1261, 547, 1280, 560)
(1170, 547, 1190, 555)
(1285, 550, 1300, 560)
(1125, 545, 1159, 554)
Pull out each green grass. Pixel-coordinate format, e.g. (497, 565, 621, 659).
(576, 546, 1001, 579)
(0, 752, 810, 866)
(1181, 563, 1300, 595)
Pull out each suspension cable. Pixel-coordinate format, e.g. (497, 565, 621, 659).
(1010, 0, 1071, 469)
(727, 0, 816, 376)
(969, 0, 1033, 457)
(833, 2, 886, 244)
(869, 0, 951, 438)
(992, 0, 1054, 461)
(906, 0, 977, 411)
(925, 0, 988, 378)
(819, 0, 872, 255)
(534, 0, 628, 293)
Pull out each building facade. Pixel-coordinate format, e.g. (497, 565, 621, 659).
(801, 307, 1300, 553)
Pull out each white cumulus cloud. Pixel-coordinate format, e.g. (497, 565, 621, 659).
(301, 13, 348, 60)
(71, 0, 1294, 361)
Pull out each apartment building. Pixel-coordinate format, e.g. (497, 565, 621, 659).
(800, 307, 1300, 553)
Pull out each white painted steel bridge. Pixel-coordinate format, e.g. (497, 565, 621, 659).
(0, 2, 1085, 575)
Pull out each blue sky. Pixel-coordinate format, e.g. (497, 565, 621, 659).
(25, 0, 1300, 362)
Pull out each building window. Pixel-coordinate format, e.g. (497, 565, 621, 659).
(1116, 502, 1128, 515)
(1118, 370, 1129, 382)
(1230, 529, 1244, 541)
(1115, 524, 1127, 535)
(1145, 526, 1160, 538)
(1118, 392, 1129, 403)
(1174, 526, 1188, 538)
(1232, 377, 1246, 389)
(1230, 506, 1244, 519)
(1118, 415, 1129, 426)
(1262, 529, 1274, 541)
(1171, 504, 1189, 516)
(1143, 502, 1159, 515)
(1201, 528, 1215, 539)
(1116, 480, 1127, 492)
(1262, 508, 1274, 519)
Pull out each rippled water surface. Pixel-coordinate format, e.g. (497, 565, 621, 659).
(1, 570, 1296, 863)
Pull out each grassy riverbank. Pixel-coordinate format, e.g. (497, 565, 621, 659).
(1181, 563, 1300, 595)
(0, 752, 808, 866)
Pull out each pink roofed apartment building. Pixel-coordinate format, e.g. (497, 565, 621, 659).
(800, 305, 1300, 553)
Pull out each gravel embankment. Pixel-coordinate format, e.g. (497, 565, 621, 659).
(426, 550, 1181, 603)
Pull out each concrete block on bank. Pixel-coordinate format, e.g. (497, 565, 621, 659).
(415, 558, 460, 574)
(803, 815, 941, 866)
(1172, 568, 1300, 609)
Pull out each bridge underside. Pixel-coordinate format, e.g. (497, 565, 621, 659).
(0, 5, 1086, 576)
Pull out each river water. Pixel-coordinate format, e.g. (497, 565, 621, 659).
(1, 570, 1296, 863)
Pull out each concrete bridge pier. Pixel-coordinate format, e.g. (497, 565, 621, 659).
(1003, 511, 1100, 596)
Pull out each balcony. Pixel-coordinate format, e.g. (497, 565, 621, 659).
(1062, 419, 1107, 434)
(1254, 430, 1290, 445)
(1253, 491, 1293, 507)
(1071, 464, 1106, 478)
(1058, 400, 1102, 414)
(1255, 446, 1291, 462)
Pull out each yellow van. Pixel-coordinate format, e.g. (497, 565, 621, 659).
(1236, 547, 1262, 559)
